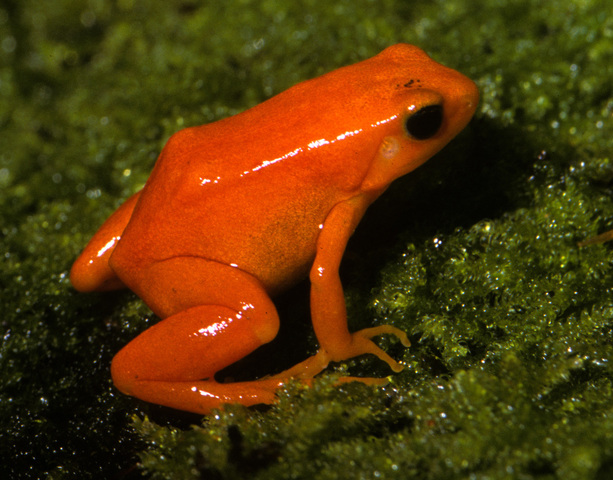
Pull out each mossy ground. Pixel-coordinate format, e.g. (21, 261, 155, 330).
(1, 0, 612, 478)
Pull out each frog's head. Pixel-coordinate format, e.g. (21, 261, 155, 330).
(237, 43, 478, 195)
(356, 43, 479, 193)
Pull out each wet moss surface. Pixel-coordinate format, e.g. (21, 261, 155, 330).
(1, 0, 612, 478)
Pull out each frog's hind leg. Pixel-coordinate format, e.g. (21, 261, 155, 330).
(70, 192, 141, 292)
(110, 257, 283, 414)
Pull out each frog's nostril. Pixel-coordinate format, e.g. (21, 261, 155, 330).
(466, 95, 478, 108)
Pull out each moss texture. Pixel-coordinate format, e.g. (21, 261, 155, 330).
(1, 0, 612, 478)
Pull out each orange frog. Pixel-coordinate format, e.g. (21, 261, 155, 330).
(71, 44, 479, 414)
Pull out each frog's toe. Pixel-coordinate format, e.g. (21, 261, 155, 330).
(348, 325, 410, 373)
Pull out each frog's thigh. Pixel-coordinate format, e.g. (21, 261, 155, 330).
(111, 257, 281, 414)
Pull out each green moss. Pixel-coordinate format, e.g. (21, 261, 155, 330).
(2, 0, 613, 478)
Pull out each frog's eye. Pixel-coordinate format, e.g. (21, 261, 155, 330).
(405, 104, 443, 140)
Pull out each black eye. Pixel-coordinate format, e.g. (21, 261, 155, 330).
(405, 104, 443, 140)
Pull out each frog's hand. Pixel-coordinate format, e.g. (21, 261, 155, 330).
(267, 324, 409, 383)
(70, 192, 141, 292)
(110, 257, 283, 414)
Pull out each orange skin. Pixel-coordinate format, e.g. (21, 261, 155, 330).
(71, 44, 479, 414)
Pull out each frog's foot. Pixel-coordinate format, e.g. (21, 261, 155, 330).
(116, 377, 285, 414)
(269, 324, 410, 384)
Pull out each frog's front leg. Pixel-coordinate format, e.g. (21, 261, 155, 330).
(272, 195, 410, 382)
(311, 196, 410, 368)
(110, 258, 283, 414)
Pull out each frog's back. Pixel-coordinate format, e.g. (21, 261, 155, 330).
(109, 119, 343, 294)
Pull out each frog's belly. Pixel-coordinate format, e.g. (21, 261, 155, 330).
(110, 199, 324, 296)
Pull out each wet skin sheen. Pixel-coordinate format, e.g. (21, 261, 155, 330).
(71, 44, 479, 414)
